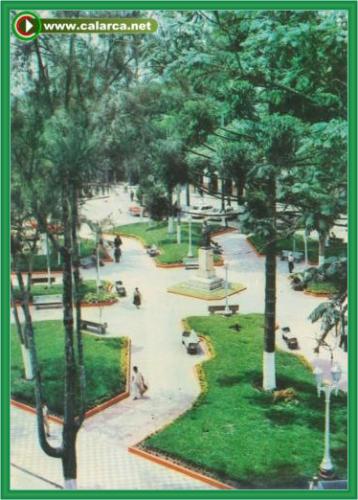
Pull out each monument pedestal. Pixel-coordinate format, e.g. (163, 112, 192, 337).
(188, 247, 224, 291)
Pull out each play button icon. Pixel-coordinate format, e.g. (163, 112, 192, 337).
(12, 12, 41, 41)
(25, 18, 34, 33)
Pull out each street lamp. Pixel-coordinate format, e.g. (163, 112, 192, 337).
(187, 215, 193, 258)
(224, 261, 230, 315)
(313, 363, 342, 478)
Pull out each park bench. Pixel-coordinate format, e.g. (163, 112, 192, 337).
(182, 258, 199, 270)
(182, 330, 201, 354)
(80, 319, 108, 335)
(208, 304, 239, 316)
(80, 256, 105, 268)
(281, 326, 299, 350)
(31, 276, 56, 285)
(280, 250, 304, 262)
(328, 236, 344, 245)
(115, 280, 126, 297)
(33, 295, 62, 310)
(146, 246, 160, 257)
(80, 257, 95, 269)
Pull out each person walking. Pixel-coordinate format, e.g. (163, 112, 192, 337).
(114, 246, 122, 263)
(288, 252, 295, 273)
(42, 402, 50, 437)
(130, 190, 134, 202)
(114, 234, 122, 249)
(132, 366, 148, 400)
(133, 287, 142, 309)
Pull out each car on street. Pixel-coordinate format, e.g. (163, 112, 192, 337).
(190, 204, 213, 219)
(206, 206, 238, 221)
(129, 205, 142, 217)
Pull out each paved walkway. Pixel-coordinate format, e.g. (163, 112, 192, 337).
(10, 186, 347, 490)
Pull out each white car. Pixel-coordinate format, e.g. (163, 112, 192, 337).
(190, 204, 213, 219)
(206, 206, 238, 221)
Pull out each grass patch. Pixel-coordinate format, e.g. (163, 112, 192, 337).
(143, 314, 347, 488)
(14, 238, 108, 273)
(113, 221, 222, 265)
(12, 279, 116, 302)
(168, 282, 246, 300)
(248, 234, 347, 264)
(11, 320, 127, 416)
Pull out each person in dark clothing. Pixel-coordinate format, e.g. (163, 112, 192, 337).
(130, 191, 134, 202)
(133, 287, 142, 309)
(114, 246, 122, 263)
(114, 234, 123, 248)
(288, 253, 295, 273)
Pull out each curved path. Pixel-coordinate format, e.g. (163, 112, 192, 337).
(10, 188, 347, 490)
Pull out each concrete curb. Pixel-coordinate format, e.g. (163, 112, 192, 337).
(15, 299, 118, 308)
(167, 286, 247, 301)
(128, 333, 232, 490)
(127, 446, 233, 490)
(81, 299, 118, 308)
(10, 400, 63, 424)
(11, 271, 62, 277)
(303, 289, 333, 298)
(116, 233, 224, 268)
(11, 339, 131, 423)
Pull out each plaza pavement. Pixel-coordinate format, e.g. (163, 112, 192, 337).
(10, 186, 348, 490)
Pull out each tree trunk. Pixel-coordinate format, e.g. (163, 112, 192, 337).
(304, 229, 309, 265)
(263, 174, 277, 391)
(221, 178, 225, 211)
(186, 183, 190, 206)
(62, 428, 77, 489)
(62, 186, 79, 488)
(177, 217, 181, 244)
(20, 344, 34, 380)
(11, 281, 34, 380)
(17, 270, 62, 458)
(318, 233, 327, 266)
(167, 189, 175, 234)
(46, 233, 52, 288)
(71, 186, 86, 426)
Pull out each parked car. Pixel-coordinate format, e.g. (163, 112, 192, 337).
(129, 205, 141, 217)
(206, 206, 238, 221)
(190, 204, 213, 219)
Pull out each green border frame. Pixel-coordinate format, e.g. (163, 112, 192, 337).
(1, 1, 356, 499)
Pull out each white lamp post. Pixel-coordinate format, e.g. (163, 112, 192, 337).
(313, 363, 342, 478)
(187, 215, 193, 258)
(224, 261, 230, 315)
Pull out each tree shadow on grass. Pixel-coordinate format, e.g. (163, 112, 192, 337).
(217, 375, 243, 387)
(239, 461, 308, 489)
(216, 369, 262, 387)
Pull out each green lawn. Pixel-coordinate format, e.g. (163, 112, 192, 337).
(113, 221, 222, 265)
(14, 238, 109, 272)
(248, 234, 346, 264)
(11, 320, 127, 416)
(143, 314, 347, 488)
(12, 279, 117, 303)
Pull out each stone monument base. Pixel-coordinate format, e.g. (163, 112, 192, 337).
(187, 275, 224, 291)
(187, 247, 224, 291)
